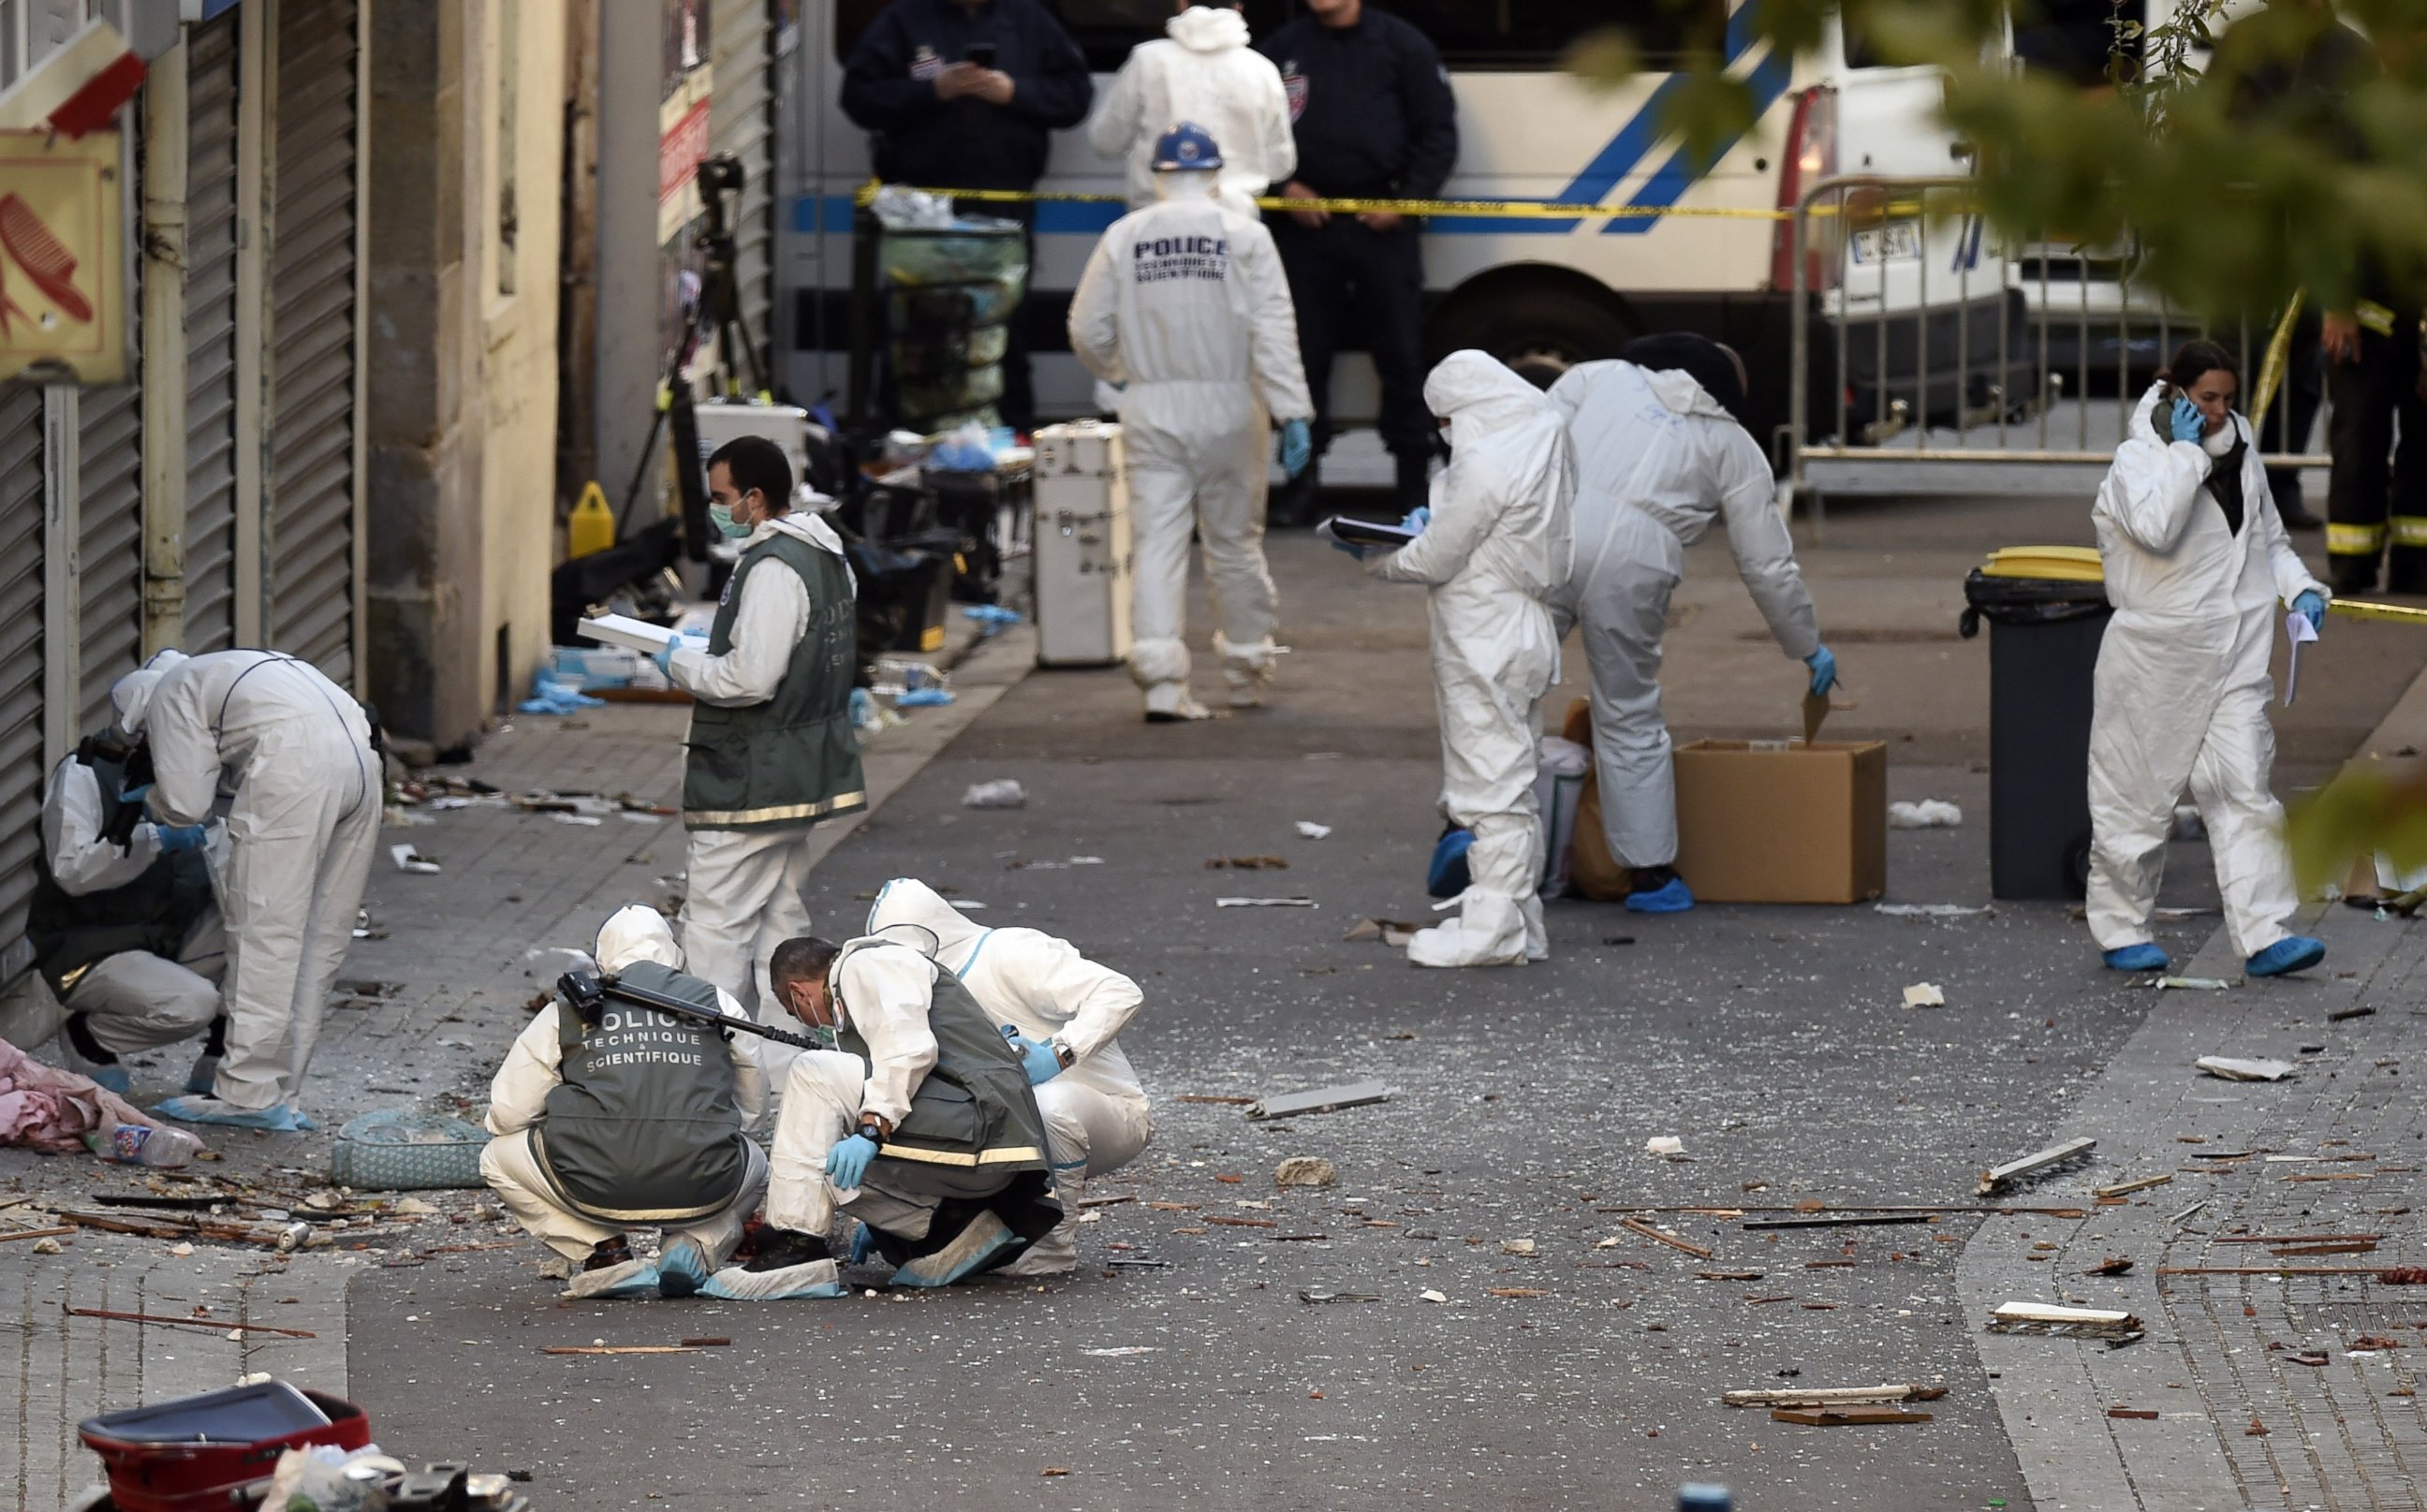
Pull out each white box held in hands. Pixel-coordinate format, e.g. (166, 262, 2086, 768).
(578, 614, 679, 655)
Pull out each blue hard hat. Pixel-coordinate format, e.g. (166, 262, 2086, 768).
(1151, 121, 1224, 172)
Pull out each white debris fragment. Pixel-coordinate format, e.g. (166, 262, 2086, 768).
(1081, 1346, 1161, 1357)
(1500, 1238, 1537, 1256)
(1295, 821, 1332, 840)
(1644, 1136, 1685, 1157)
(963, 780, 1027, 809)
(1888, 800, 1964, 829)
(2156, 976, 2235, 991)
(1419, 1289, 1449, 1303)
(1215, 897, 1316, 908)
(1875, 903, 1991, 918)
(1902, 983, 1946, 1008)
(389, 844, 440, 874)
(2196, 1055, 2295, 1082)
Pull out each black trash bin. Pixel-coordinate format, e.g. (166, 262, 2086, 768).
(1960, 567, 2113, 900)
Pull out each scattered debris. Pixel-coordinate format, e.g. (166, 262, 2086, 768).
(1874, 903, 1990, 918)
(542, 1345, 703, 1357)
(1075, 1195, 1136, 1210)
(1978, 1138, 2097, 1196)
(389, 844, 441, 874)
(65, 1305, 316, 1339)
(2269, 1343, 2331, 1368)
(2270, 1240, 2380, 1257)
(1500, 1238, 1537, 1256)
(2330, 1006, 2377, 1022)
(2155, 976, 2235, 991)
(2082, 1256, 2135, 1276)
(1244, 1081, 1388, 1122)
(1206, 855, 1288, 870)
(1698, 1270, 1765, 1282)
(1725, 1385, 1947, 1408)
(1902, 982, 1946, 1008)
(1295, 821, 1332, 840)
(1274, 1157, 1338, 1188)
(962, 780, 1026, 809)
(1644, 1136, 1685, 1157)
(1214, 896, 1316, 908)
(2106, 1407, 2159, 1420)
(1079, 1347, 1160, 1358)
(1040, 1468, 1072, 1478)
(1203, 1216, 1276, 1229)
(0, 1226, 75, 1243)
(1621, 1218, 1714, 1259)
(1173, 1094, 1257, 1106)
(1419, 1289, 1449, 1303)
(1887, 800, 1964, 829)
(1987, 1301, 2144, 1346)
(1104, 1258, 1171, 1270)
(1771, 1407, 1933, 1427)
(1342, 917, 1420, 947)
(2197, 1056, 2295, 1082)
(1298, 1289, 1377, 1304)
(2093, 1174, 2173, 1198)
(2383, 1269, 2427, 1284)
(1742, 1213, 1933, 1232)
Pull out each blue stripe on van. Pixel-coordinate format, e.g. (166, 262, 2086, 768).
(1602, 43, 1792, 235)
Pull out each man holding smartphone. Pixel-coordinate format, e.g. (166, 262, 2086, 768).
(842, 0, 1096, 432)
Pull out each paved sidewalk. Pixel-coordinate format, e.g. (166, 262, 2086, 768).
(1959, 670, 2427, 1511)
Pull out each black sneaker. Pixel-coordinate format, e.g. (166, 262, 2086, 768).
(745, 1229, 831, 1272)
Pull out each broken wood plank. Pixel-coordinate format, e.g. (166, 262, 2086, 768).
(1770, 1407, 1934, 1426)
(2269, 1240, 2381, 1257)
(1697, 1270, 1766, 1282)
(2213, 1233, 2384, 1244)
(541, 1345, 701, 1356)
(1076, 1195, 1136, 1209)
(1620, 1217, 1714, 1259)
(1173, 1094, 1256, 1106)
(64, 1305, 316, 1339)
(2106, 1408, 2159, 1420)
(2329, 1006, 2376, 1022)
(1486, 1287, 1549, 1298)
(2157, 1265, 2398, 1276)
(1741, 1213, 1934, 1232)
(680, 1338, 731, 1348)
(1725, 1385, 1948, 1408)
(1243, 1080, 1390, 1122)
(2093, 1174, 2174, 1198)
(1978, 1138, 2097, 1196)
(0, 1226, 75, 1244)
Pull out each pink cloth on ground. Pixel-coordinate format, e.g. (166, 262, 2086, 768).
(0, 1035, 199, 1153)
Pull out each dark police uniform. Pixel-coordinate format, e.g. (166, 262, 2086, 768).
(1256, 6, 1457, 509)
(841, 0, 1095, 430)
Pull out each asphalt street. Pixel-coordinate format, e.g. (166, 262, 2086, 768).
(346, 503, 2427, 1510)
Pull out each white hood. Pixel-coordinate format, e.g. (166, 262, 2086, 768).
(110, 649, 188, 737)
(1645, 366, 1732, 423)
(864, 878, 985, 962)
(1169, 5, 1249, 52)
(760, 509, 847, 559)
(596, 905, 684, 973)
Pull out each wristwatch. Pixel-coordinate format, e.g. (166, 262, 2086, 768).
(856, 1119, 888, 1147)
(1051, 1039, 1077, 1070)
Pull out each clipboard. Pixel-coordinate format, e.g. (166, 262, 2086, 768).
(1317, 515, 1419, 550)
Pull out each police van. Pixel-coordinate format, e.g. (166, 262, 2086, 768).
(792, 1, 2024, 456)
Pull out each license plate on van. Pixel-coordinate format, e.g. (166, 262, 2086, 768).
(1849, 221, 1922, 265)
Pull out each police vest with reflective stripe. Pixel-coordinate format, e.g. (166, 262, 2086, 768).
(833, 944, 1052, 1191)
(25, 741, 216, 999)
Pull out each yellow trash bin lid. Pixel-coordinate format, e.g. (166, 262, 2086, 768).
(1979, 546, 2103, 583)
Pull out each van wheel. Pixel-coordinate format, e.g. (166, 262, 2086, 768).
(1430, 282, 1637, 390)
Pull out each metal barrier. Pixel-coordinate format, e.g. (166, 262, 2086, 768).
(1787, 175, 2331, 530)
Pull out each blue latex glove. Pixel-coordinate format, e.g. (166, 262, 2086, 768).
(1005, 1032, 1064, 1086)
(120, 783, 152, 807)
(1280, 418, 1313, 480)
(2169, 397, 2204, 445)
(825, 1133, 879, 1189)
(1804, 645, 1839, 696)
(1400, 506, 1431, 533)
(153, 824, 208, 855)
(2293, 589, 2327, 633)
(1330, 537, 1369, 562)
(654, 630, 706, 677)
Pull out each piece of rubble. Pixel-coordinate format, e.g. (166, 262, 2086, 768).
(1500, 1238, 1537, 1256)
(1295, 821, 1331, 840)
(1724, 1385, 1947, 1408)
(1644, 1136, 1685, 1157)
(1244, 1081, 1387, 1122)
(1770, 1407, 1933, 1426)
(1986, 1300, 2144, 1345)
(1977, 1138, 2096, 1196)
(1902, 983, 1946, 1008)
(1274, 1157, 1338, 1188)
(2197, 1055, 2295, 1082)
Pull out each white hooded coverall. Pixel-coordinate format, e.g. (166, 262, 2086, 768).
(865, 878, 1152, 1273)
(766, 941, 964, 1243)
(2088, 386, 2327, 960)
(1371, 351, 1577, 967)
(1068, 168, 1314, 709)
(38, 755, 227, 1056)
(664, 511, 857, 1050)
(113, 650, 378, 1111)
(1545, 360, 1820, 870)
(1088, 6, 1296, 218)
(481, 907, 769, 1267)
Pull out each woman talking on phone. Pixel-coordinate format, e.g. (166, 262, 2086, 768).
(2085, 339, 2331, 980)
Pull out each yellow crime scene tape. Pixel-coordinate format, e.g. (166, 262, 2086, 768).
(854, 181, 1949, 223)
(2331, 598, 2427, 627)
(2250, 291, 2305, 432)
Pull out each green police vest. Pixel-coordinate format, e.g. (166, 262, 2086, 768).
(833, 943, 1052, 1194)
(534, 960, 753, 1223)
(26, 740, 216, 999)
(682, 528, 867, 831)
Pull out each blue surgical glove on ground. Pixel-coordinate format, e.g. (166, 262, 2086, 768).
(2170, 397, 2203, 445)
(2294, 590, 2327, 632)
(825, 1132, 879, 1188)
(1280, 418, 1313, 480)
(1401, 506, 1431, 533)
(153, 824, 208, 855)
(1804, 645, 1838, 696)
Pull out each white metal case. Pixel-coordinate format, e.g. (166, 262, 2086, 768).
(1031, 420, 1132, 667)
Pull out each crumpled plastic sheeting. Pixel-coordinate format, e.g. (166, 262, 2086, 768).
(0, 1035, 191, 1152)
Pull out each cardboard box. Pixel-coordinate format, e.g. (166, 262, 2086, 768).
(1673, 740, 1888, 904)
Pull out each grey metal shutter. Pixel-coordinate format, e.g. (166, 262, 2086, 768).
(0, 389, 44, 950)
(268, 0, 359, 683)
(79, 377, 145, 738)
(183, 8, 243, 654)
(710, 0, 774, 375)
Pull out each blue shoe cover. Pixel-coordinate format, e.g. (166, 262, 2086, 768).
(153, 1095, 314, 1132)
(1625, 877, 1696, 915)
(848, 1221, 878, 1266)
(2102, 943, 2170, 973)
(567, 1258, 662, 1299)
(658, 1237, 712, 1299)
(890, 1211, 1022, 1288)
(86, 1064, 132, 1095)
(699, 1259, 846, 1300)
(2247, 936, 2325, 977)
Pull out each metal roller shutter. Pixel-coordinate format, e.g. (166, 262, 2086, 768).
(79, 375, 145, 738)
(184, 9, 243, 654)
(268, 0, 359, 683)
(709, 0, 774, 376)
(0, 389, 47, 951)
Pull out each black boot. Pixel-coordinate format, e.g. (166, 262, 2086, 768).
(1270, 464, 1321, 529)
(744, 1228, 831, 1272)
(2331, 557, 2381, 596)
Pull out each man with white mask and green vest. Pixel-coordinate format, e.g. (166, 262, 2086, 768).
(655, 435, 865, 1043)
(480, 905, 769, 1299)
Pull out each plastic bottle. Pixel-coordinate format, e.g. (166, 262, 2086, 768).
(1678, 1486, 1731, 1512)
(566, 479, 616, 559)
(84, 1123, 202, 1168)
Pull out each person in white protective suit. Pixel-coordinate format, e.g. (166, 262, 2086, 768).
(1351, 349, 1575, 967)
(481, 907, 769, 1300)
(2089, 337, 2331, 979)
(113, 649, 378, 1132)
(1068, 121, 1316, 720)
(656, 435, 865, 1052)
(1545, 334, 1839, 915)
(864, 877, 1152, 1275)
(31, 721, 227, 1094)
(1088, 3, 1296, 218)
